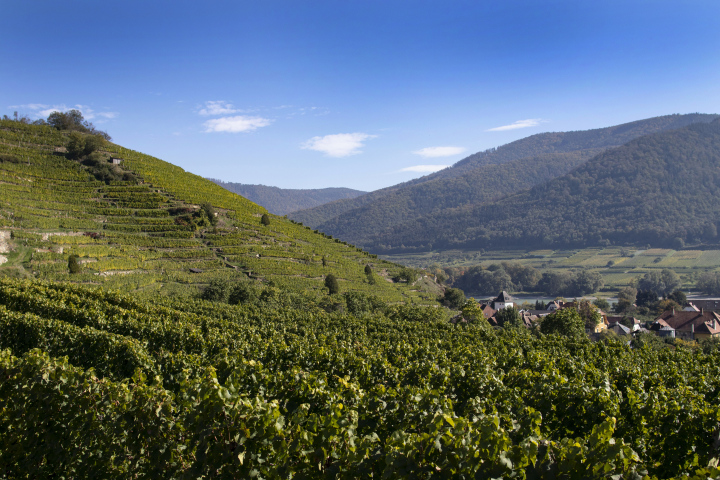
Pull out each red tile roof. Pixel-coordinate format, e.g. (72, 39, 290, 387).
(655, 310, 720, 335)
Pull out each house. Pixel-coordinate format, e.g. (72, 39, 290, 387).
(654, 309, 720, 340)
(683, 304, 701, 312)
(686, 300, 720, 312)
(110, 157, 123, 165)
(478, 303, 497, 319)
(189, 268, 203, 273)
(648, 318, 676, 338)
(606, 315, 641, 332)
(608, 323, 632, 336)
(492, 291, 513, 310)
(546, 301, 561, 312)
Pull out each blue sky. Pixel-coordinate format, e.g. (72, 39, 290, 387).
(2, 1, 719, 191)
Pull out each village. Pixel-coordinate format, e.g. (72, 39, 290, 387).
(473, 291, 720, 341)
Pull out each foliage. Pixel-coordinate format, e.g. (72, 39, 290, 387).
(540, 307, 585, 338)
(449, 262, 538, 295)
(290, 114, 718, 253)
(67, 254, 81, 274)
(668, 289, 687, 306)
(535, 268, 604, 297)
(460, 299, 489, 326)
(593, 298, 610, 311)
(47, 109, 111, 139)
(343, 291, 386, 316)
(636, 289, 659, 308)
(577, 299, 601, 331)
(696, 270, 720, 295)
(324, 273, 339, 294)
(350, 119, 720, 253)
(260, 213, 270, 226)
(494, 306, 523, 329)
(637, 269, 681, 297)
(439, 287, 466, 309)
(393, 266, 418, 283)
(615, 287, 638, 313)
(0, 119, 437, 306)
(3, 278, 720, 477)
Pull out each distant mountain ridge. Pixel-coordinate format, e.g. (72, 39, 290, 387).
(289, 113, 719, 246)
(367, 118, 720, 252)
(209, 180, 366, 215)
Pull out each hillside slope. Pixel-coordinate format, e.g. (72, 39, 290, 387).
(209, 179, 366, 215)
(0, 120, 436, 303)
(367, 119, 720, 253)
(290, 114, 718, 238)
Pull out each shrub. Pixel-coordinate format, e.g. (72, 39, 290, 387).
(439, 287, 466, 309)
(67, 255, 82, 274)
(540, 308, 585, 338)
(260, 214, 270, 226)
(201, 204, 218, 226)
(324, 274, 339, 295)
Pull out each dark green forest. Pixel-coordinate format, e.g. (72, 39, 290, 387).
(290, 113, 718, 234)
(365, 119, 720, 253)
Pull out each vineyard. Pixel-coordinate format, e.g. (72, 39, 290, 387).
(2, 278, 720, 478)
(4, 121, 720, 478)
(0, 120, 437, 304)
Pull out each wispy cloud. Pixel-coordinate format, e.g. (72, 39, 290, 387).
(486, 118, 546, 132)
(203, 115, 272, 133)
(400, 165, 450, 173)
(198, 101, 241, 116)
(301, 133, 376, 157)
(9, 103, 118, 121)
(413, 146, 466, 158)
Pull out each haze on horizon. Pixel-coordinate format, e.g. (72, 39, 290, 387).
(2, 0, 719, 191)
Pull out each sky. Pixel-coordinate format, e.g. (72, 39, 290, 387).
(2, 0, 720, 191)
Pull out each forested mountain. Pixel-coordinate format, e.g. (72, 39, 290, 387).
(289, 114, 718, 236)
(209, 179, 366, 215)
(366, 119, 720, 253)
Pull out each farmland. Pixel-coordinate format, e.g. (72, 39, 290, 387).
(384, 247, 720, 295)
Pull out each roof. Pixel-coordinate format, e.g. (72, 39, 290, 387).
(607, 315, 639, 326)
(493, 291, 513, 302)
(649, 318, 675, 332)
(189, 268, 203, 273)
(609, 323, 631, 335)
(479, 303, 497, 318)
(655, 310, 720, 335)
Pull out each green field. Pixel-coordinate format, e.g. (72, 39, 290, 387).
(383, 246, 720, 294)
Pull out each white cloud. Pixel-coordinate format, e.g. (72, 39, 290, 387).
(486, 118, 546, 132)
(413, 146, 466, 158)
(198, 101, 240, 116)
(203, 115, 272, 133)
(10, 103, 117, 121)
(400, 165, 450, 173)
(301, 133, 376, 157)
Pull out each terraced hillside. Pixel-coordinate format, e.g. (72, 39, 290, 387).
(0, 120, 438, 303)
